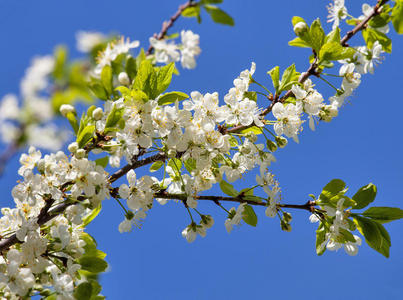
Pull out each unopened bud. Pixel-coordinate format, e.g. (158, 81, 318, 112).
(68, 142, 79, 153)
(283, 212, 292, 223)
(275, 136, 288, 148)
(281, 220, 292, 232)
(92, 107, 104, 121)
(240, 146, 251, 155)
(59, 104, 75, 117)
(201, 215, 214, 229)
(118, 72, 130, 86)
(37, 159, 45, 174)
(246, 132, 257, 143)
(75, 149, 86, 159)
(293, 22, 308, 36)
(266, 140, 278, 152)
(168, 149, 177, 158)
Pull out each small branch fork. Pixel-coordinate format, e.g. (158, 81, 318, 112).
(0, 0, 387, 253)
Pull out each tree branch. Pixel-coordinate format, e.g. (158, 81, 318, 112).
(146, 0, 197, 56)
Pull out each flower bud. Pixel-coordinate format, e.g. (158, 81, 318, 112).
(281, 220, 292, 232)
(68, 142, 79, 153)
(283, 212, 292, 223)
(240, 146, 251, 155)
(167, 149, 177, 158)
(293, 22, 308, 36)
(118, 72, 130, 86)
(246, 132, 257, 143)
(59, 104, 75, 117)
(201, 215, 214, 229)
(37, 159, 45, 174)
(75, 149, 86, 159)
(92, 107, 104, 121)
(275, 136, 288, 148)
(266, 140, 278, 152)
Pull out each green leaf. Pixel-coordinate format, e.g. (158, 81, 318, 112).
(101, 65, 113, 95)
(82, 204, 102, 228)
(267, 66, 280, 93)
(79, 256, 108, 273)
(115, 86, 131, 99)
(319, 179, 346, 204)
(90, 83, 108, 100)
(182, 5, 201, 18)
(279, 64, 298, 92)
(53, 46, 67, 80)
(288, 37, 311, 48)
(244, 91, 257, 101)
(309, 18, 325, 52)
(352, 183, 377, 210)
(392, 0, 403, 34)
(150, 161, 164, 172)
(315, 222, 327, 255)
(239, 126, 263, 135)
(219, 180, 238, 197)
(362, 207, 403, 223)
(125, 56, 137, 80)
(319, 42, 355, 62)
(158, 91, 189, 105)
(325, 28, 341, 44)
(74, 282, 93, 300)
(353, 215, 391, 257)
(168, 158, 182, 175)
(77, 125, 95, 148)
(184, 158, 197, 173)
(362, 27, 392, 53)
(204, 5, 234, 26)
(156, 62, 176, 96)
(105, 105, 124, 129)
(242, 204, 258, 227)
(65, 111, 79, 134)
(95, 156, 109, 168)
(133, 59, 156, 99)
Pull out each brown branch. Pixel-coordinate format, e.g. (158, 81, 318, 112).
(154, 192, 317, 212)
(146, 0, 197, 56)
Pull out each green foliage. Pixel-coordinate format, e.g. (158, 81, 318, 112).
(82, 204, 102, 227)
(318, 42, 355, 62)
(309, 19, 326, 53)
(219, 180, 238, 197)
(352, 183, 377, 210)
(105, 104, 125, 130)
(362, 207, 403, 223)
(150, 161, 164, 172)
(53, 46, 67, 80)
(362, 27, 392, 53)
(203, 4, 234, 26)
(74, 282, 93, 300)
(318, 179, 346, 203)
(242, 204, 258, 226)
(353, 215, 391, 257)
(101, 65, 113, 96)
(95, 156, 109, 168)
(158, 91, 189, 105)
(392, 0, 403, 34)
(267, 64, 299, 94)
(77, 125, 95, 148)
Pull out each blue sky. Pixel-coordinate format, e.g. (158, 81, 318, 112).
(1, 0, 403, 299)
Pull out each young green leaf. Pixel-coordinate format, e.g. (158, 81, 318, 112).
(242, 204, 258, 226)
(77, 125, 95, 148)
(315, 222, 327, 256)
(362, 207, 403, 223)
(279, 64, 299, 92)
(95, 156, 109, 168)
(288, 37, 311, 48)
(82, 204, 102, 228)
(352, 183, 377, 210)
(79, 256, 108, 273)
(319, 179, 346, 204)
(204, 5, 234, 26)
(392, 0, 403, 34)
(74, 282, 93, 300)
(353, 215, 391, 258)
(158, 91, 189, 105)
(182, 5, 201, 18)
(309, 19, 325, 52)
(105, 105, 124, 129)
(156, 62, 176, 96)
(90, 83, 108, 100)
(101, 65, 113, 96)
(319, 42, 355, 62)
(267, 66, 280, 93)
(125, 56, 137, 80)
(150, 161, 164, 172)
(362, 27, 392, 53)
(219, 180, 238, 197)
